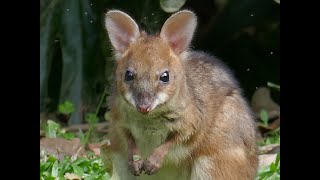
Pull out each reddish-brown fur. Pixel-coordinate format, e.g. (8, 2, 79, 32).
(104, 10, 258, 180)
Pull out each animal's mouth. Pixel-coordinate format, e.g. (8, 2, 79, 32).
(124, 92, 168, 114)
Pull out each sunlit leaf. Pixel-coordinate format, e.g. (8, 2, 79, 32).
(160, 0, 186, 13)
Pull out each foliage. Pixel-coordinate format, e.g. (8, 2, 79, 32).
(58, 100, 75, 115)
(160, 0, 186, 13)
(40, 153, 111, 180)
(256, 153, 280, 180)
(259, 110, 269, 127)
(267, 82, 280, 91)
(45, 120, 75, 140)
(257, 127, 280, 146)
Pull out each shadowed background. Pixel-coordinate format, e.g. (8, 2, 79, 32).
(40, 0, 280, 125)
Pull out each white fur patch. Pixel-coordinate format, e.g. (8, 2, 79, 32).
(124, 92, 136, 107)
(191, 156, 214, 180)
(151, 92, 169, 111)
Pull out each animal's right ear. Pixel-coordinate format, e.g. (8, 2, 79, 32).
(105, 10, 140, 54)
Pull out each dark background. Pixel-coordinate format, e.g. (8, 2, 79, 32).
(40, 0, 280, 124)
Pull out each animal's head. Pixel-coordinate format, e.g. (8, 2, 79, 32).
(105, 10, 197, 114)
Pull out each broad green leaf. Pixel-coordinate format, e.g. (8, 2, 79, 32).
(51, 160, 59, 177)
(275, 153, 280, 167)
(160, 0, 186, 13)
(44, 177, 55, 180)
(260, 110, 269, 126)
(102, 173, 111, 180)
(47, 155, 57, 163)
(59, 132, 76, 140)
(40, 162, 52, 173)
(274, 0, 280, 4)
(45, 120, 60, 138)
(72, 165, 84, 177)
(92, 162, 100, 171)
(73, 158, 88, 166)
(58, 100, 75, 115)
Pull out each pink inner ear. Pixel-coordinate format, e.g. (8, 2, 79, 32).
(168, 34, 187, 54)
(170, 41, 178, 50)
(115, 33, 130, 52)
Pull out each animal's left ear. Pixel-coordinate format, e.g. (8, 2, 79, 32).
(160, 10, 197, 55)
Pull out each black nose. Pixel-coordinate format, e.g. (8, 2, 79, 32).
(136, 93, 152, 114)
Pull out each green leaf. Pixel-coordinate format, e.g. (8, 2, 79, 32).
(40, 162, 52, 173)
(260, 110, 269, 126)
(85, 113, 99, 124)
(73, 158, 88, 166)
(47, 155, 57, 163)
(51, 160, 59, 177)
(59, 132, 76, 140)
(269, 162, 276, 172)
(133, 155, 141, 162)
(45, 120, 60, 138)
(72, 165, 84, 177)
(160, 0, 186, 13)
(102, 173, 111, 180)
(91, 162, 100, 171)
(44, 177, 56, 180)
(58, 159, 71, 177)
(267, 82, 280, 91)
(265, 137, 271, 145)
(275, 153, 280, 167)
(58, 100, 75, 115)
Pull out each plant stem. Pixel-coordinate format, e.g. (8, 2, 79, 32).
(83, 85, 108, 147)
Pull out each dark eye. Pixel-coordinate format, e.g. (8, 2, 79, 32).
(160, 71, 169, 83)
(125, 70, 134, 81)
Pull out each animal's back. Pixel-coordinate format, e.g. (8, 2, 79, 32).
(184, 50, 259, 179)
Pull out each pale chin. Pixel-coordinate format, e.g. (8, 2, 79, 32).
(124, 92, 169, 112)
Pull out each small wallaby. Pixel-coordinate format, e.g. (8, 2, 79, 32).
(104, 9, 258, 180)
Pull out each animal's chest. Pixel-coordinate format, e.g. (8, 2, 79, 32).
(125, 114, 170, 157)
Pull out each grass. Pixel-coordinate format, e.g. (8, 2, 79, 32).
(40, 152, 111, 180)
(256, 153, 280, 180)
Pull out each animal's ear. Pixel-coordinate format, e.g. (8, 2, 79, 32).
(160, 10, 197, 55)
(105, 10, 140, 54)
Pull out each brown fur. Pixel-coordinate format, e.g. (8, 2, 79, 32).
(104, 10, 258, 180)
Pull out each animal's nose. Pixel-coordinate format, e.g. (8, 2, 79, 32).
(137, 104, 151, 114)
(136, 92, 152, 114)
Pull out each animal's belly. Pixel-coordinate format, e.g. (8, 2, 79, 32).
(128, 119, 170, 158)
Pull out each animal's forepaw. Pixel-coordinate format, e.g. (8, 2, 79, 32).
(143, 153, 163, 175)
(128, 155, 143, 176)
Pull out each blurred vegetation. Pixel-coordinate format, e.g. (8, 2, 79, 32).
(40, 0, 280, 124)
